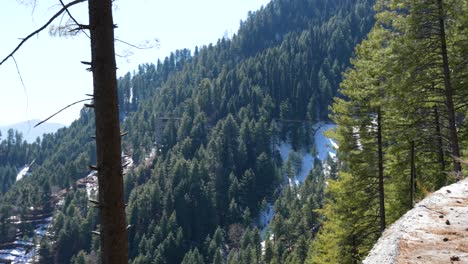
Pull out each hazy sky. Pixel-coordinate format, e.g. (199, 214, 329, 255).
(0, 0, 270, 126)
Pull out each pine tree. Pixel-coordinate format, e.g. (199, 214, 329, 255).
(311, 24, 395, 263)
(181, 248, 205, 264)
(379, 0, 466, 176)
(311, 0, 467, 262)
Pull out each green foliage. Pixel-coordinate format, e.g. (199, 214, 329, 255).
(49, 190, 97, 263)
(265, 162, 329, 263)
(0, 129, 38, 195)
(311, 0, 467, 262)
(181, 248, 205, 264)
(38, 237, 54, 264)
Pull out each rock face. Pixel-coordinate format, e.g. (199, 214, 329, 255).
(364, 178, 468, 264)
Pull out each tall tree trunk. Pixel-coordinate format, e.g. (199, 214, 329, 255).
(377, 108, 386, 232)
(437, 0, 462, 174)
(88, 0, 128, 263)
(433, 105, 446, 186)
(410, 140, 415, 209)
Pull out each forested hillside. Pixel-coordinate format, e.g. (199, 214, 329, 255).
(0, 129, 37, 195)
(116, 1, 374, 263)
(1, 0, 375, 263)
(2, 0, 466, 263)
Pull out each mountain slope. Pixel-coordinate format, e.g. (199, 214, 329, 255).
(116, 0, 375, 263)
(0, 0, 376, 263)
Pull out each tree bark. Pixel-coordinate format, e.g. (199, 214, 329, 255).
(410, 140, 415, 209)
(88, 0, 128, 263)
(377, 108, 386, 232)
(437, 0, 462, 174)
(433, 105, 446, 187)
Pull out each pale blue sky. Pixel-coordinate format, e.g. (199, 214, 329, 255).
(0, 0, 270, 126)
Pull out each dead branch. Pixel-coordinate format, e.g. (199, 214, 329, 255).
(0, 0, 86, 66)
(34, 98, 92, 127)
(452, 155, 468, 165)
(12, 56, 29, 111)
(115, 38, 159, 50)
(59, 0, 90, 38)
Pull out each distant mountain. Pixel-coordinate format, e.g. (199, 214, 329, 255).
(0, 119, 65, 142)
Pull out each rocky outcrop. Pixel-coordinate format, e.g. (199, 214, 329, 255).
(364, 178, 468, 264)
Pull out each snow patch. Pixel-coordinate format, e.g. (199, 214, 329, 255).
(258, 122, 337, 242)
(353, 126, 363, 150)
(259, 203, 274, 238)
(278, 142, 293, 162)
(260, 234, 275, 252)
(313, 122, 337, 161)
(86, 172, 98, 199)
(322, 163, 332, 178)
(16, 165, 29, 182)
(129, 86, 134, 103)
(288, 152, 314, 187)
(122, 153, 134, 174)
(0, 216, 52, 263)
(145, 148, 157, 162)
(329, 138, 339, 150)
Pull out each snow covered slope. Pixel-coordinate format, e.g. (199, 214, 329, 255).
(313, 122, 337, 161)
(16, 165, 30, 182)
(259, 123, 337, 237)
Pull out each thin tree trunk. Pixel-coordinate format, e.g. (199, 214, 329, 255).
(377, 108, 386, 232)
(433, 105, 446, 187)
(88, 0, 128, 263)
(410, 140, 415, 209)
(437, 0, 462, 174)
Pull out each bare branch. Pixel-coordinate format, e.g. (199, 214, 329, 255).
(17, 0, 37, 16)
(0, 0, 86, 66)
(115, 38, 159, 50)
(452, 155, 468, 165)
(31, 0, 37, 17)
(12, 56, 29, 112)
(58, 0, 90, 38)
(34, 98, 92, 127)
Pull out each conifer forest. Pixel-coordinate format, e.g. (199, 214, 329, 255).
(0, 0, 466, 263)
